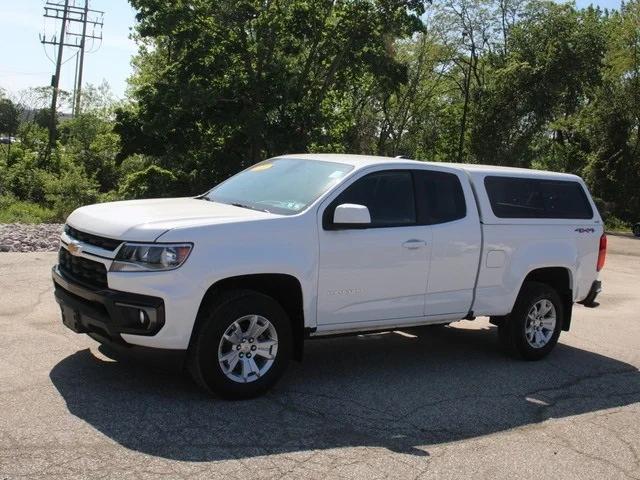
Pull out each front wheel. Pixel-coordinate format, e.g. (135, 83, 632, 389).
(188, 290, 292, 399)
(498, 281, 563, 360)
(633, 223, 640, 238)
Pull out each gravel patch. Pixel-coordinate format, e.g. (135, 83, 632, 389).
(0, 223, 63, 252)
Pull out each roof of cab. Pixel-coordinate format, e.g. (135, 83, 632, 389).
(278, 153, 581, 181)
(278, 153, 412, 168)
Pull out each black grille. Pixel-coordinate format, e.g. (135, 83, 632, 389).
(58, 248, 108, 289)
(65, 225, 121, 251)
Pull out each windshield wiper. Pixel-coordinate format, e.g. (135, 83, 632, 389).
(230, 202, 271, 213)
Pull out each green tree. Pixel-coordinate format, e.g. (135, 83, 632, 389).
(0, 95, 19, 135)
(117, 0, 428, 194)
(583, 0, 640, 221)
(469, 2, 608, 168)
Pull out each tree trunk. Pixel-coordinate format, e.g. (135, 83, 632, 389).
(457, 54, 473, 163)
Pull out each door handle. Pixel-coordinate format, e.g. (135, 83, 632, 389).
(402, 239, 426, 249)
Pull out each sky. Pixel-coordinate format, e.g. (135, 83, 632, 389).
(0, 0, 625, 103)
(0, 0, 137, 101)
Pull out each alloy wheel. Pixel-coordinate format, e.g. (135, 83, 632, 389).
(217, 315, 279, 383)
(524, 299, 557, 348)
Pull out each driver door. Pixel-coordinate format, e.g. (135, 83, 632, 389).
(316, 170, 432, 328)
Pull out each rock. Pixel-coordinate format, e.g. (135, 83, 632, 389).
(0, 223, 64, 253)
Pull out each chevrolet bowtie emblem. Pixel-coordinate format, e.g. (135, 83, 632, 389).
(67, 241, 83, 256)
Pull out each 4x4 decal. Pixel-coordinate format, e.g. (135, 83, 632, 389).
(575, 227, 595, 233)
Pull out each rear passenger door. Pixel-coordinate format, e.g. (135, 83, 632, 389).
(413, 169, 482, 317)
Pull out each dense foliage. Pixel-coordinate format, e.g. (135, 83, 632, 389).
(1, 0, 639, 227)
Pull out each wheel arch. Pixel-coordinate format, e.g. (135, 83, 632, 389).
(516, 267, 574, 331)
(191, 273, 306, 361)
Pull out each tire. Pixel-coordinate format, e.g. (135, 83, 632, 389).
(633, 223, 640, 238)
(498, 281, 563, 361)
(188, 290, 292, 399)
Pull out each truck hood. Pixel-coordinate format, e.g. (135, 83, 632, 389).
(66, 197, 273, 241)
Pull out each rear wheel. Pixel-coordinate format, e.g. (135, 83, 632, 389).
(633, 223, 640, 238)
(188, 290, 292, 399)
(498, 281, 563, 360)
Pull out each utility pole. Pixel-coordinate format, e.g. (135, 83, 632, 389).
(71, 52, 79, 116)
(40, 0, 104, 148)
(48, 0, 69, 149)
(75, 0, 89, 115)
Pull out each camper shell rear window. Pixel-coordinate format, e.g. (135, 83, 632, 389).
(484, 176, 593, 219)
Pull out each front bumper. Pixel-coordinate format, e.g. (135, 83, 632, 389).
(53, 266, 187, 370)
(52, 265, 165, 340)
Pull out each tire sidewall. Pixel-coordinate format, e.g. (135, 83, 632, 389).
(193, 292, 292, 399)
(510, 283, 563, 360)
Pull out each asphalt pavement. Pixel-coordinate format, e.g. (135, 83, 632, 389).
(1, 235, 639, 479)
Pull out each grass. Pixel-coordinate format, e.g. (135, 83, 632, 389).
(0, 196, 58, 224)
(604, 215, 631, 234)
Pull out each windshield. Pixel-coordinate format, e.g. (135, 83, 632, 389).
(206, 158, 353, 215)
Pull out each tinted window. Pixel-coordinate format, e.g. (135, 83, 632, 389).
(327, 171, 416, 228)
(484, 176, 593, 219)
(414, 171, 466, 224)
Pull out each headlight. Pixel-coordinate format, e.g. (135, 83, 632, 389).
(110, 243, 193, 272)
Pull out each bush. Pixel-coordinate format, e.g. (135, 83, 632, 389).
(44, 164, 100, 221)
(604, 215, 630, 233)
(2, 149, 48, 202)
(60, 114, 120, 192)
(119, 165, 177, 199)
(98, 190, 123, 204)
(0, 196, 56, 223)
(118, 153, 151, 176)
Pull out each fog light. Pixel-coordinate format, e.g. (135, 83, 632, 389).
(115, 302, 157, 332)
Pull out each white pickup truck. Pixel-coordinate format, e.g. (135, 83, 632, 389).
(53, 154, 606, 398)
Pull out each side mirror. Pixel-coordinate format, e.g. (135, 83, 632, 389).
(333, 203, 371, 226)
